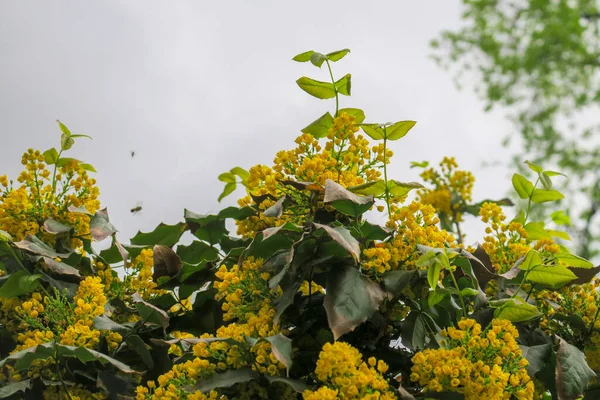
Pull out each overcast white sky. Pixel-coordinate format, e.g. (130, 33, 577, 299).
(0, 1, 516, 245)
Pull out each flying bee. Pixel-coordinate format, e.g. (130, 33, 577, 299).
(130, 150, 135, 158)
(130, 201, 143, 215)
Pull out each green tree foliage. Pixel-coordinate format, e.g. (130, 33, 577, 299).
(431, 0, 600, 259)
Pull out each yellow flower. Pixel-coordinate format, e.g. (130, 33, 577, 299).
(412, 318, 534, 399)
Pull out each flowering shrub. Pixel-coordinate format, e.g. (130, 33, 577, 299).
(0, 48, 599, 400)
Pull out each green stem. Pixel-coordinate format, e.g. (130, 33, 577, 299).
(382, 133, 391, 218)
(587, 306, 600, 338)
(325, 60, 339, 117)
(8, 245, 51, 297)
(54, 356, 74, 400)
(32, 170, 43, 209)
(524, 177, 540, 224)
(450, 269, 467, 318)
(452, 209, 463, 245)
(50, 150, 64, 200)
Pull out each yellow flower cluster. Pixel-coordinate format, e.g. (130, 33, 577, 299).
(236, 112, 389, 238)
(0, 149, 100, 248)
(12, 277, 121, 354)
(418, 157, 475, 222)
(362, 201, 455, 276)
(298, 280, 325, 296)
(214, 257, 278, 322)
(480, 202, 530, 273)
(43, 384, 107, 400)
(302, 341, 397, 400)
(135, 357, 219, 399)
(411, 319, 534, 399)
(124, 249, 165, 300)
(137, 257, 286, 398)
(536, 279, 600, 370)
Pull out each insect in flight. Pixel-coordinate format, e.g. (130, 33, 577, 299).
(130, 201, 143, 215)
(130, 150, 135, 158)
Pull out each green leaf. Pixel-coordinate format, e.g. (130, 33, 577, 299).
(126, 335, 154, 369)
(410, 161, 429, 168)
(526, 265, 577, 287)
(334, 73, 351, 96)
(547, 230, 571, 241)
(292, 50, 315, 62)
(314, 223, 361, 261)
(556, 338, 596, 400)
(520, 344, 551, 378)
(544, 170, 567, 177)
(324, 265, 386, 340)
(218, 172, 236, 183)
(265, 376, 309, 393)
(176, 241, 219, 265)
(0, 230, 12, 242)
(89, 208, 118, 242)
(262, 334, 292, 376)
(69, 134, 92, 140)
(388, 180, 424, 197)
(354, 221, 393, 241)
(427, 263, 441, 289)
(524, 222, 551, 240)
(230, 167, 250, 183)
(42, 219, 73, 235)
(518, 250, 542, 271)
(14, 234, 67, 258)
(132, 293, 170, 330)
(55, 157, 80, 168)
(338, 108, 365, 124)
(512, 173, 534, 199)
(567, 265, 600, 286)
(217, 206, 254, 221)
(382, 270, 418, 295)
(264, 197, 285, 218)
(531, 189, 564, 204)
(57, 120, 71, 136)
(58, 345, 136, 374)
(131, 222, 186, 247)
(555, 252, 594, 268)
(460, 288, 480, 297)
(309, 52, 327, 67)
(428, 289, 447, 308)
(416, 251, 437, 269)
(42, 257, 81, 279)
(190, 368, 258, 393)
(218, 182, 237, 202)
(361, 124, 384, 140)
(551, 210, 572, 226)
(301, 112, 334, 138)
(324, 179, 374, 217)
(43, 148, 59, 165)
(93, 315, 131, 333)
(262, 222, 302, 241)
(296, 77, 336, 99)
(1, 342, 136, 374)
(152, 244, 182, 281)
(525, 160, 543, 173)
(60, 133, 74, 151)
(386, 120, 416, 140)
(326, 48, 350, 62)
(0, 270, 40, 298)
(80, 163, 96, 172)
(494, 298, 541, 323)
(347, 180, 386, 196)
(0, 379, 32, 398)
(540, 172, 552, 190)
(400, 312, 427, 351)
